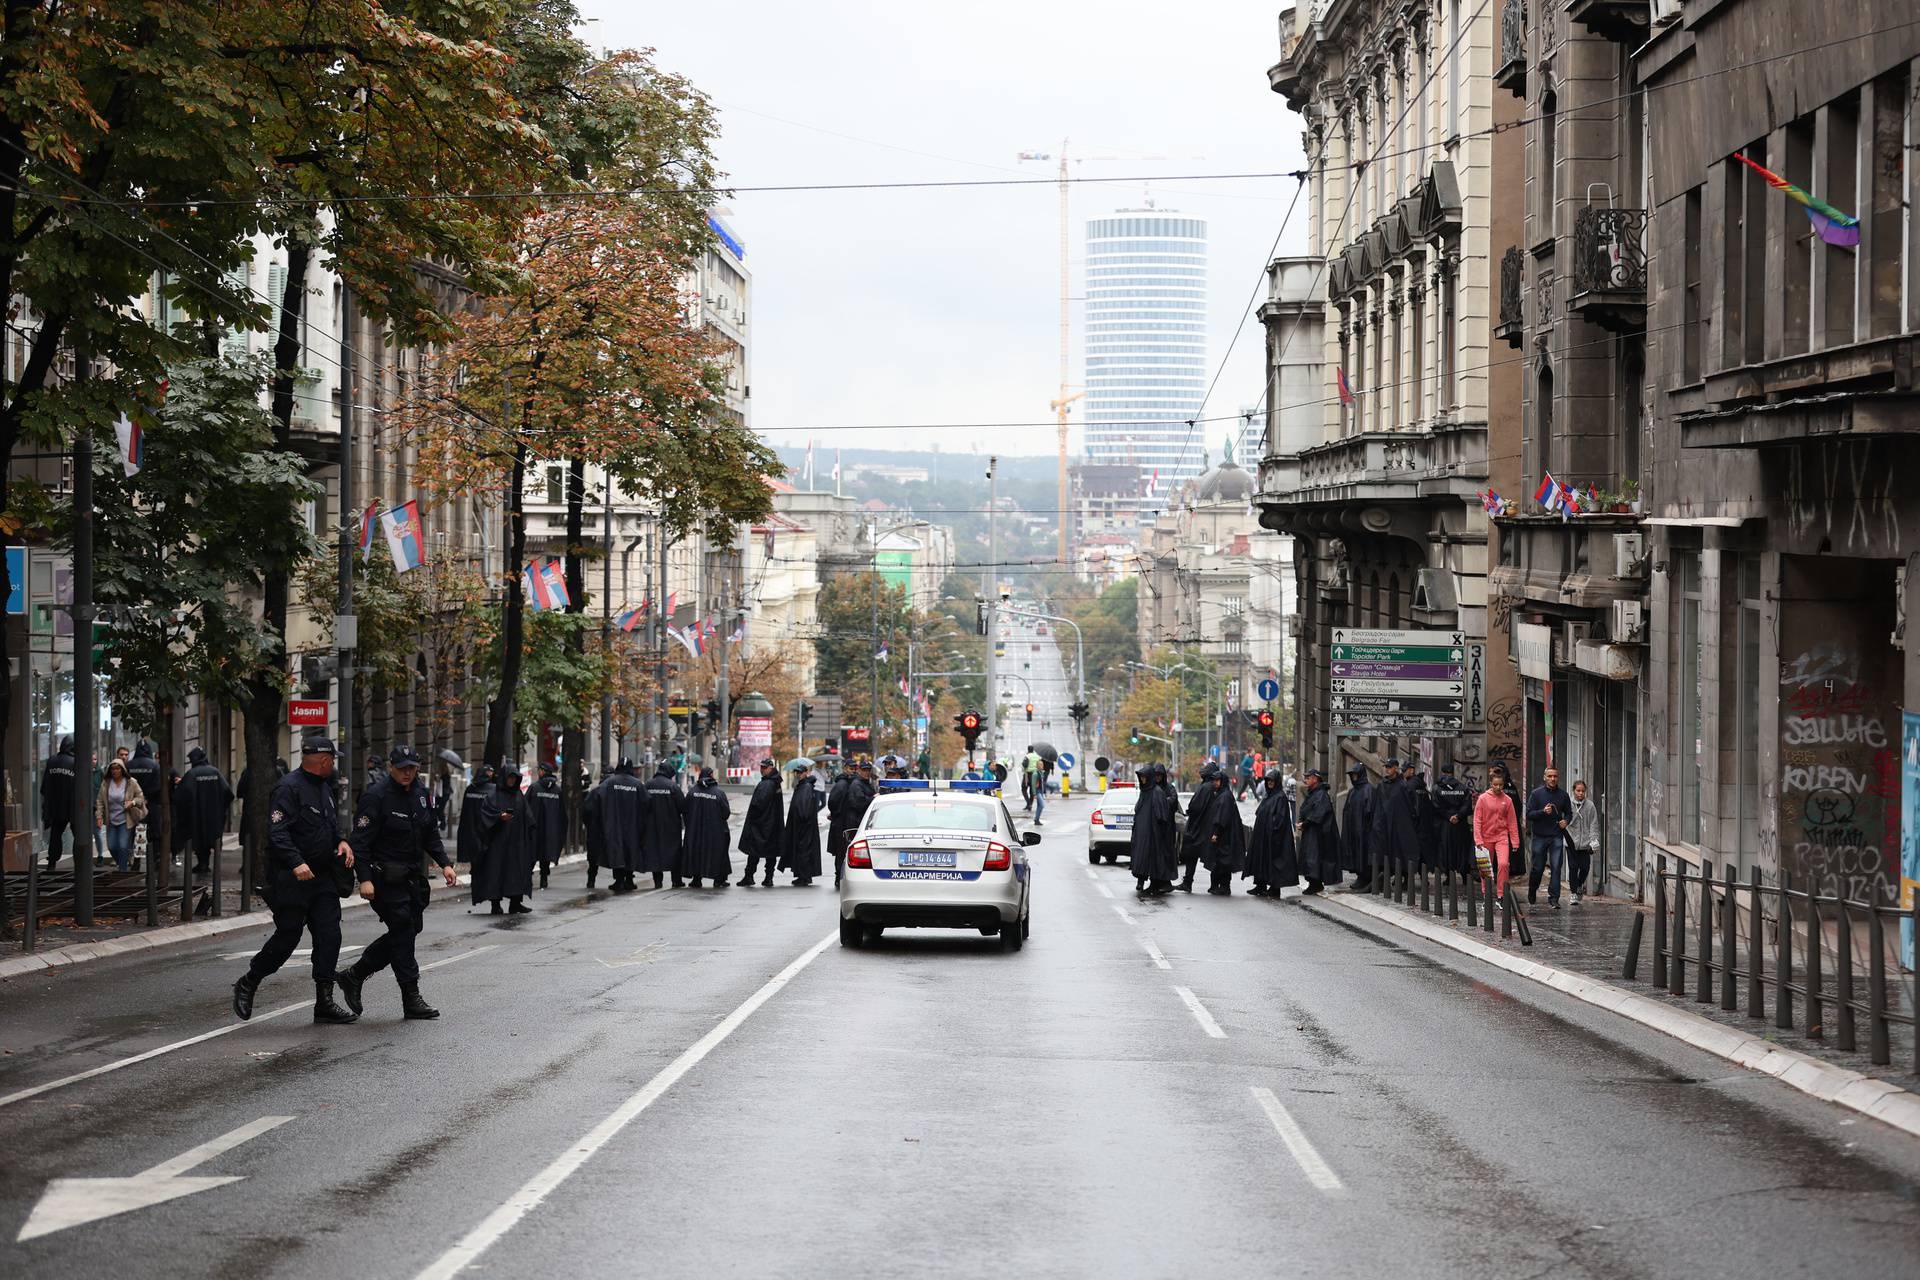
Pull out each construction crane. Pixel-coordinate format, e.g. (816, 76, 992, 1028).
(1018, 142, 1203, 567)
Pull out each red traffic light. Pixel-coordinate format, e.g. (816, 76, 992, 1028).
(1257, 710, 1274, 728)
(960, 712, 981, 730)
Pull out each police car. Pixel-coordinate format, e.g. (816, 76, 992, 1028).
(1086, 782, 1138, 864)
(839, 780, 1038, 952)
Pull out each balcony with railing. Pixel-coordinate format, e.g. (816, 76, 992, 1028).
(1566, 0, 1652, 43)
(1569, 205, 1648, 332)
(1496, 0, 1528, 95)
(1256, 421, 1489, 536)
(1496, 247, 1525, 348)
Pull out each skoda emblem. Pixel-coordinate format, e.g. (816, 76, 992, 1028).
(923, 834, 932, 845)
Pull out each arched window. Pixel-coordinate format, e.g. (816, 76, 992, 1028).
(1540, 86, 1559, 239)
(1537, 361, 1555, 477)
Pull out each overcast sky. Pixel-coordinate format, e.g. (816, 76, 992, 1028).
(582, 1, 1310, 463)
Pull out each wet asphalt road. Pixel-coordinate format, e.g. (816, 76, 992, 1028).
(2, 793, 1919, 1279)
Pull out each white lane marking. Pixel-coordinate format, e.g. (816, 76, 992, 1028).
(0, 945, 495, 1111)
(217, 943, 364, 962)
(1083, 867, 1099, 880)
(1172, 985, 1227, 1039)
(414, 929, 838, 1280)
(1094, 882, 1115, 899)
(1112, 904, 1137, 926)
(1251, 1087, 1346, 1193)
(1141, 937, 1171, 970)
(16, 1114, 295, 1241)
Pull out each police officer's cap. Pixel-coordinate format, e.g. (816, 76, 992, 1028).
(1304, 766, 1326, 780)
(759, 757, 777, 769)
(539, 760, 556, 775)
(369, 754, 386, 768)
(389, 744, 421, 767)
(300, 736, 339, 756)
(1383, 756, 1402, 769)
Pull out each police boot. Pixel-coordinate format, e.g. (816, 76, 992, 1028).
(509, 897, 531, 914)
(1178, 875, 1194, 893)
(401, 984, 440, 1020)
(539, 870, 550, 889)
(335, 963, 367, 1016)
(736, 871, 755, 887)
(232, 973, 260, 1021)
(313, 981, 357, 1025)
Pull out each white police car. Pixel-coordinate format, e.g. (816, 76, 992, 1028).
(840, 781, 1038, 951)
(1086, 782, 1138, 864)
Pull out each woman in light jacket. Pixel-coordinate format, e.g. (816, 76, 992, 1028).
(95, 757, 150, 871)
(1472, 768, 1521, 900)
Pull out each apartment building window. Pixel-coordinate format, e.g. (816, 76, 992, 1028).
(1822, 91, 1860, 347)
(1723, 143, 1767, 367)
(1535, 361, 1554, 477)
(1618, 339, 1643, 483)
(1389, 296, 1404, 429)
(1410, 280, 1426, 423)
(1681, 187, 1703, 382)
(1415, 34, 1429, 167)
(1445, 0, 1459, 139)
(545, 465, 564, 506)
(1439, 262, 1457, 410)
(1338, 312, 1353, 435)
(1539, 86, 1558, 241)
(1674, 549, 1703, 844)
(1866, 66, 1906, 338)
(1783, 118, 1815, 354)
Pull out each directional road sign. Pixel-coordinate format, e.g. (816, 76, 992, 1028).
(1328, 627, 1468, 734)
(1257, 677, 1280, 702)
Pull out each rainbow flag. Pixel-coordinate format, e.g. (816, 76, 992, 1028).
(1734, 152, 1859, 248)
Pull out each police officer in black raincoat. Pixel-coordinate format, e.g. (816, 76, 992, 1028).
(736, 758, 786, 886)
(1131, 763, 1181, 896)
(682, 767, 733, 888)
(125, 739, 164, 863)
(174, 747, 233, 876)
(472, 761, 534, 914)
(1296, 767, 1340, 892)
(39, 734, 77, 871)
(1177, 762, 1221, 893)
(1431, 763, 1476, 878)
(1198, 769, 1246, 895)
(596, 759, 650, 891)
(231, 738, 356, 1025)
(1245, 767, 1297, 897)
(644, 762, 687, 888)
(1339, 762, 1376, 889)
(529, 761, 567, 889)
(337, 745, 457, 1020)
(454, 763, 496, 867)
(780, 764, 823, 885)
(828, 758, 876, 889)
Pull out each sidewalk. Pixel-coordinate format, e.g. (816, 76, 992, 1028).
(1301, 883, 1920, 1136)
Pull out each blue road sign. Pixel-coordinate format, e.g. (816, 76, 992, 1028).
(1059, 752, 1075, 769)
(1257, 678, 1280, 702)
(5, 547, 23, 615)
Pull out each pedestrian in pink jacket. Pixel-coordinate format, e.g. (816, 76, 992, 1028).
(1473, 769, 1521, 898)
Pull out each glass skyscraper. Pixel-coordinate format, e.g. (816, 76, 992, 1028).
(1081, 211, 1209, 503)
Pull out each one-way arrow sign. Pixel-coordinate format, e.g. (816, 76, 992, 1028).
(16, 1115, 292, 1241)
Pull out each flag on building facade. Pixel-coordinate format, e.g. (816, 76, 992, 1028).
(113, 415, 143, 477)
(875, 641, 889, 662)
(524, 559, 569, 611)
(379, 500, 426, 573)
(1336, 366, 1355, 406)
(1733, 151, 1860, 247)
(359, 501, 379, 560)
(729, 616, 746, 644)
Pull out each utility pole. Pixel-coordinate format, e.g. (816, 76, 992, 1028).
(337, 286, 358, 814)
(655, 524, 670, 766)
(869, 536, 879, 755)
(71, 353, 95, 926)
(983, 456, 997, 758)
(715, 529, 741, 769)
(598, 478, 612, 772)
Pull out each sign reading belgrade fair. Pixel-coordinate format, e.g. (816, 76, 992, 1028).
(1330, 628, 1467, 737)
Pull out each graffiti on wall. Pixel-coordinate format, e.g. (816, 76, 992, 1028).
(1783, 440, 1901, 556)
(1779, 642, 1897, 903)
(1485, 697, 1523, 766)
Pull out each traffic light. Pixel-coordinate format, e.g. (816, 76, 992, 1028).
(1257, 709, 1275, 748)
(1024, 702, 1034, 722)
(1067, 701, 1089, 722)
(799, 701, 813, 726)
(688, 710, 706, 735)
(1128, 726, 1141, 745)
(954, 710, 984, 755)
(705, 698, 722, 723)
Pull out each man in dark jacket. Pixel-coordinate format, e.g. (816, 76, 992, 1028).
(174, 747, 234, 876)
(1432, 764, 1476, 879)
(1245, 767, 1296, 897)
(644, 763, 688, 888)
(596, 759, 649, 891)
(828, 758, 876, 889)
(780, 765, 823, 885)
(683, 768, 733, 888)
(1295, 767, 1340, 893)
(1376, 758, 1420, 881)
(337, 744, 458, 1020)
(1130, 763, 1180, 896)
(231, 737, 356, 1025)
(1177, 762, 1221, 893)
(1199, 770, 1246, 895)
(1338, 762, 1374, 889)
(39, 734, 77, 872)
(1526, 766, 1574, 908)
(125, 739, 165, 863)
(455, 764, 496, 868)
(736, 758, 786, 887)
(470, 761, 533, 915)
(529, 761, 566, 889)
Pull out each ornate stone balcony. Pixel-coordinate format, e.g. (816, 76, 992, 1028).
(1256, 422, 1489, 537)
(1496, 246, 1525, 348)
(1566, 0, 1652, 43)
(1569, 205, 1648, 333)
(1496, 0, 1528, 96)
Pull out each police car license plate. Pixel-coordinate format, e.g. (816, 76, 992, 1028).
(1112, 815, 1133, 827)
(898, 850, 958, 868)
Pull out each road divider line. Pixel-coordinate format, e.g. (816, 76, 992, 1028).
(1252, 1087, 1345, 1193)
(1083, 867, 1098, 880)
(1172, 984, 1226, 1039)
(413, 929, 838, 1280)
(1112, 904, 1137, 926)
(0, 945, 498, 1111)
(1141, 937, 1171, 970)
(1094, 883, 1115, 899)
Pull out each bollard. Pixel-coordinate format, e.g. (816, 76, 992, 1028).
(1501, 884, 1514, 938)
(1653, 856, 1668, 983)
(1866, 908, 1889, 1066)
(1448, 868, 1459, 922)
(1422, 863, 1432, 914)
(1747, 866, 1765, 1019)
(1466, 872, 1478, 928)
(1720, 865, 1737, 1011)
(1776, 872, 1794, 1031)
(1670, 866, 1687, 998)
(1804, 882, 1823, 1038)
(1697, 858, 1715, 1004)
(1484, 871, 1496, 933)
(1835, 901, 1855, 1052)
(1623, 909, 1645, 982)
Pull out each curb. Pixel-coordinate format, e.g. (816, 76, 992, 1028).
(0, 852, 590, 982)
(1306, 891, 1920, 1142)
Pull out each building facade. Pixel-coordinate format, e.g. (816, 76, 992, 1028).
(1262, 0, 1523, 785)
(1081, 210, 1210, 501)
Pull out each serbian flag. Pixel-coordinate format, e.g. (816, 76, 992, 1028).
(113, 414, 143, 477)
(524, 560, 569, 611)
(1143, 469, 1159, 499)
(669, 625, 700, 659)
(1533, 471, 1563, 511)
(664, 591, 678, 621)
(685, 623, 707, 657)
(875, 641, 890, 662)
(1336, 366, 1355, 406)
(380, 500, 425, 573)
(729, 616, 746, 644)
(1734, 152, 1859, 247)
(358, 502, 379, 560)
(615, 607, 645, 633)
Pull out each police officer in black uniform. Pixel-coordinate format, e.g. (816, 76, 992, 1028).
(336, 744, 457, 1020)
(230, 737, 357, 1024)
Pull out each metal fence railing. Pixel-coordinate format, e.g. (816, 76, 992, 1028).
(1365, 843, 1535, 946)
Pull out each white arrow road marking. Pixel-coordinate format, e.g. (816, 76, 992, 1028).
(596, 941, 665, 969)
(1251, 1087, 1345, 1193)
(16, 1115, 294, 1241)
(0, 945, 495, 1111)
(1172, 985, 1227, 1039)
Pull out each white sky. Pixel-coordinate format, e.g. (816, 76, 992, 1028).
(581, 1, 1310, 462)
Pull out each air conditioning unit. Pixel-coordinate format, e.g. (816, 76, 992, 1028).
(1613, 532, 1647, 578)
(1651, 0, 1681, 22)
(1611, 598, 1646, 643)
(1563, 620, 1593, 648)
